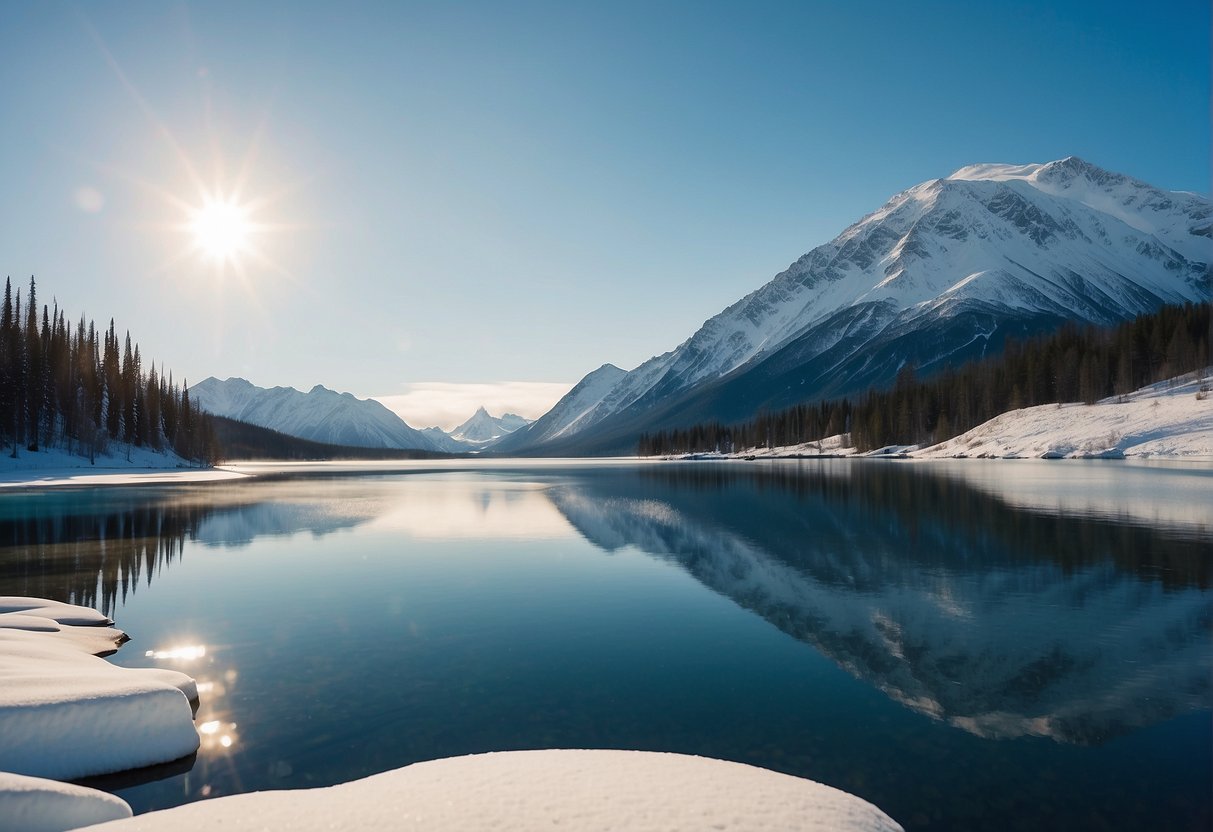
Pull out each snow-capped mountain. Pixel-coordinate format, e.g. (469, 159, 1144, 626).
(449, 407, 530, 444)
(500, 157, 1210, 454)
(190, 377, 446, 452)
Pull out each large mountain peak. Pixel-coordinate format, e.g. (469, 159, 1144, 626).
(512, 157, 1210, 455)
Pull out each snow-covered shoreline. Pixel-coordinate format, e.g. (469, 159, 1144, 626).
(0, 597, 202, 831)
(672, 372, 1213, 463)
(0, 445, 247, 490)
(0, 597, 903, 832)
(0, 372, 1206, 491)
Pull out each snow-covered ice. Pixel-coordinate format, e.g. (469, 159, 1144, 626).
(0, 598, 200, 781)
(0, 771, 131, 832)
(85, 749, 902, 831)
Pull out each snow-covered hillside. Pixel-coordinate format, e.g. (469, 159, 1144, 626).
(509, 157, 1210, 454)
(917, 371, 1213, 459)
(687, 371, 1212, 462)
(190, 377, 445, 452)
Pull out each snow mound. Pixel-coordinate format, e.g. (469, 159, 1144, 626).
(918, 372, 1213, 459)
(0, 771, 131, 832)
(0, 597, 113, 627)
(0, 600, 200, 781)
(86, 749, 902, 831)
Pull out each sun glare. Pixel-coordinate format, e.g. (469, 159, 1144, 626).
(189, 197, 252, 264)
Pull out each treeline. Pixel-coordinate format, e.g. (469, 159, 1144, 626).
(638, 302, 1210, 456)
(0, 276, 218, 464)
(211, 415, 457, 460)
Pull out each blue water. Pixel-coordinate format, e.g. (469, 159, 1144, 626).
(1, 460, 1209, 831)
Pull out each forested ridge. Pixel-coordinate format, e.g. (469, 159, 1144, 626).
(0, 276, 217, 464)
(638, 302, 1211, 456)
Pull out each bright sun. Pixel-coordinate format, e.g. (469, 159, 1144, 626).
(189, 197, 253, 264)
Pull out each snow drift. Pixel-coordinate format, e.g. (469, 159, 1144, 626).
(85, 749, 903, 831)
(0, 597, 200, 782)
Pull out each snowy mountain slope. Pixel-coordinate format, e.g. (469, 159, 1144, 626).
(190, 377, 444, 452)
(513, 157, 1210, 454)
(449, 407, 531, 444)
(494, 364, 629, 451)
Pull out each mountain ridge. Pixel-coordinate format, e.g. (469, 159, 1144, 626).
(450, 407, 530, 444)
(500, 156, 1210, 455)
(190, 377, 447, 452)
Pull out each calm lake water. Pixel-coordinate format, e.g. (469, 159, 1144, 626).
(1, 460, 1210, 831)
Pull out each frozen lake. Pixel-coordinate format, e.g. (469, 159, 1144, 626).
(1, 459, 1209, 831)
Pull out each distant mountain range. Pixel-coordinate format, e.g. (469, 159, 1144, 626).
(450, 407, 529, 444)
(190, 377, 531, 454)
(498, 157, 1210, 455)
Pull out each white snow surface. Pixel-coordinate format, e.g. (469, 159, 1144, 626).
(698, 372, 1212, 464)
(0, 445, 243, 490)
(86, 749, 902, 832)
(0, 598, 200, 781)
(917, 371, 1213, 460)
(190, 376, 445, 452)
(531, 157, 1210, 445)
(0, 597, 113, 627)
(0, 772, 131, 832)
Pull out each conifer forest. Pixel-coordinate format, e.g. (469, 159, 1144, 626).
(0, 277, 218, 463)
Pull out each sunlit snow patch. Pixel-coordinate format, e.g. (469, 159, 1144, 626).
(0, 771, 131, 832)
(84, 749, 903, 831)
(0, 597, 200, 781)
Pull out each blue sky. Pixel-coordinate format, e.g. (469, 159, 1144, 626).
(0, 1, 1207, 426)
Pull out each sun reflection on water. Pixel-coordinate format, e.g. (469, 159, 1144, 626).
(144, 644, 208, 661)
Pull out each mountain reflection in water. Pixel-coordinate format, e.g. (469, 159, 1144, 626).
(548, 463, 1211, 745)
(0, 462, 1208, 752)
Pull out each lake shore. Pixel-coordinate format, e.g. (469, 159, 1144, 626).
(0, 448, 249, 490)
(671, 372, 1213, 463)
(0, 369, 1207, 492)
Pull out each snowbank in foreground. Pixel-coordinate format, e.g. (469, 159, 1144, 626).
(0, 445, 246, 489)
(0, 772, 131, 832)
(917, 372, 1212, 459)
(86, 749, 903, 832)
(0, 597, 200, 781)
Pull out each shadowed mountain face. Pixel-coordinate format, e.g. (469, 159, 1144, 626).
(546, 463, 1212, 745)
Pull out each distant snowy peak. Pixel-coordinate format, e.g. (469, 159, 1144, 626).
(449, 407, 532, 444)
(518, 157, 1211, 452)
(190, 377, 445, 452)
